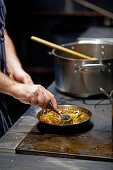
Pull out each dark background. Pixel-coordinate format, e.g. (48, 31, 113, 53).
(4, 0, 113, 88)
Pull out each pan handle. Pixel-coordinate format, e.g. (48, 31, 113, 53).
(78, 63, 108, 72)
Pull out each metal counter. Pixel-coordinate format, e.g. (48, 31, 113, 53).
(0, 106, 40, 153)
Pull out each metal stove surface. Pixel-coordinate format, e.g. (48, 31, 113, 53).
(16, 88, 113, 162)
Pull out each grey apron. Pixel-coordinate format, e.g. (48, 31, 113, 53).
(0, 0, 12, 136)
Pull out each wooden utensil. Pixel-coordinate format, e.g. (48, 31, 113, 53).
(31, 36, 98, 60)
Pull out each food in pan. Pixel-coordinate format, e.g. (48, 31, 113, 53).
(40, 108, 90, 125)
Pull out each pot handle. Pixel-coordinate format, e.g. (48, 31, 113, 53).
(78, 63, 107, 72)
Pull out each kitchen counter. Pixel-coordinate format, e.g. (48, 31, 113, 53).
(0, 81, 113, 169)
(0, 152, 113, 170)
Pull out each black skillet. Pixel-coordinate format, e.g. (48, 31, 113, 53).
(37, 105, 93, 134)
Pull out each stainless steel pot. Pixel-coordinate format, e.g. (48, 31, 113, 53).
(52, 39, 113, 97)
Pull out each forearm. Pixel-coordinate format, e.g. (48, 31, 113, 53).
(4, 29, 22, 69)
(4, 29, 34, 85)
(0, 71, 17, 96)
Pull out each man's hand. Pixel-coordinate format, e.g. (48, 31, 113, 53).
(0, 72, 58, 111)
(12, 83, 58, 110)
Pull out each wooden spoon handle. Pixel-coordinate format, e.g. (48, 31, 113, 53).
(31, 36, 97, 60)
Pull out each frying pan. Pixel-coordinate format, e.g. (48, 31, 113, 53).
(37, 105, 93, 134)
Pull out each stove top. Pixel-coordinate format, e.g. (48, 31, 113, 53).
(16, 92, 113, 162)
